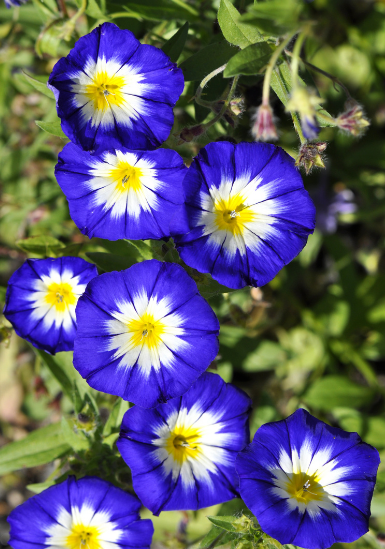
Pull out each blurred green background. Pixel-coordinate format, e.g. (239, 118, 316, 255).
(0, 0, 385, 547)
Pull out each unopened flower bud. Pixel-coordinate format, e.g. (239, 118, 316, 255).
(287, 87, 324, 140)
(251, 103, 278, 141)
(295, 142, 327, 175)
(336, 99, 370, 137)
(174, 124, 205, 144)
(212, 97, 244, 128)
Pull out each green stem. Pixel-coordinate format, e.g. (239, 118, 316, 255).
(69, 0, 87, 26)
(262, 32, 297, 105)
(203, 75, 240, 130)
(195, 63, 228, 108)
(316, 110, 337, 126)
(291, 112, 307, 145)
(291, 31, 306, 90)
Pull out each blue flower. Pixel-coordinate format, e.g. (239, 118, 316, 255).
(73, 260, 220, 408)
(301, 114, 320, 140)
(4, 0, 27, 7)
(172, 142, 316, 289)
(236, 408, 380, 549)
(48, 22, 184, 153)
(3, 257, 98, 354)
(8, 475, 154, 549)
(55, 143, 187, 240)
(117, 372, 252, 514)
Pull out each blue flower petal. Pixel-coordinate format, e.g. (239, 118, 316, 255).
(48, 23, 184, 152)
(173, 141, 316, 289)
(3, 257, 97, 354)
(74, 260, 220, 408)
(236, 408, 380, 549)
(55, 143, 187, 240)
(117, 372, 251, 513)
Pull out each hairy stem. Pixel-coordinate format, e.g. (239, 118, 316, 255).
(262, 32, 297, 105)
(195, 63, 228, 108)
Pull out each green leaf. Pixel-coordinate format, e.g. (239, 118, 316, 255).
(162, 22, 189, 63)
(200, 528, 239, 548)
(21, 71, 54, 99)
(117, 0, 198, 22)
(270, 63, 334, 127)
(35, 120, 67, 139)
(224, 42, 272, 77)
(218, 0, 263, 49)
(179, 40, 238, 81)
(195, 273, 235, 299)
(103, 398, 130, 437)
(86, 252, 137, 272)
(0, 423, 70, 475)
(303, 376, 374, 411)
(336, 411, 385, 448)
(207, 516, 239, 532)
(86, 0, 105, 18)
(126, 239, 163, 260)
(239, 0, 302, 36)
(32, 347, 75, 402)
(16, 235, 65, 257)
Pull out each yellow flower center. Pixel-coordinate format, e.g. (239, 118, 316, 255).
(106, 161, 143, 195)
(127, 312, 166, 349)
(85, 71, 126, 112)
(44, 282, 76, 313)
(165, 425, 201, 465)
(66, 524, 101, 549)
(214, 193, 255, 235)
(285, 472, 325, 504)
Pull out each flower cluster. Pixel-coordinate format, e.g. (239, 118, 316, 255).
(4, 20, 380, 549)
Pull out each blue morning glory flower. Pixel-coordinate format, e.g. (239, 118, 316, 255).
(117, 372, 252, 514)
(48, 22, 184, 153)
(3, 257, 98, 354)
(73, 260, 220, 408)
(172, 142, 316, 289)
(55, 143, 187, 240)
(301, 114, 320, 140)
(8, 475, 154, 549)
(236, 408, 380, 549)
(4, 0, 27, 7)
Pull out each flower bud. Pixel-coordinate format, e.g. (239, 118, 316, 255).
(286, 87, 324, 141)
(251, 103, 278, 142)
(212, 97, 244, 128)
(174, 124, 205, 144)
(295, 142, 327, 175)
(336, 99, 370, 137)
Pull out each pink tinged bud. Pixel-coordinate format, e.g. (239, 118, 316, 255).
(211, 97, 244, 128)
(252, 104, 278, 142)
(336, 99, 370, 137)
(295, 142, 327, 175)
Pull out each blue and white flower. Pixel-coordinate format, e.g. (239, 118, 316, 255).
(236, 408, 380, 549)
(117, 372, 252, 514)
(4, 0, 27, 7)
(172, 141, 316, 289)
(48, 22, 184, 152)
(55, 143, 187, 240)
(8, 475, 154, 549)
(4, 257, 97, 354)
(73, 260, 220, 408)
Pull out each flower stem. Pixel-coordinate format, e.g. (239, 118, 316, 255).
(290, 31, 306, 90)
(262, 32, 297, 105)
(195, 63, 228, 108)
(68, 0, 87, 26)
(202, 75, 240, 130)
(315, 110, 337, 126)
(291, 112, 307, 145)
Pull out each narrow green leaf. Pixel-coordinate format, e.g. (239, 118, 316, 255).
(103, 398, 130, 437)
(16, 235, 65, 257)
(218, 0, 262, 49)
(21, 71, 54, 99)
(207, 516, 238, 532)
(119, 0, 198, 22)
(196, 273, 235, 299)
(179, 40, 238, 81)
(239, 0, 302, 36)
(86, 0, 105, 18)
(224, 42, 272, 77)
(200, 528, 238, 548)
(0, 423, 70, 475)
(35, 120, 67, 139)
(126, 240, 155, 260)
(86, 252, 136, 272)
(32, 347, 75, 403)
(162, 22, 189, 63)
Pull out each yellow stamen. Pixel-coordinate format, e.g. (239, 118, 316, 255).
(66, 524, 101, 549)
(165, 427, 201, 465)
(127, 314, 165, 349)
(84, 71, 126, 112)
(214, 193, 255, 236)
(285, 472, 325, 504)
(45, 282, 76, 313)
